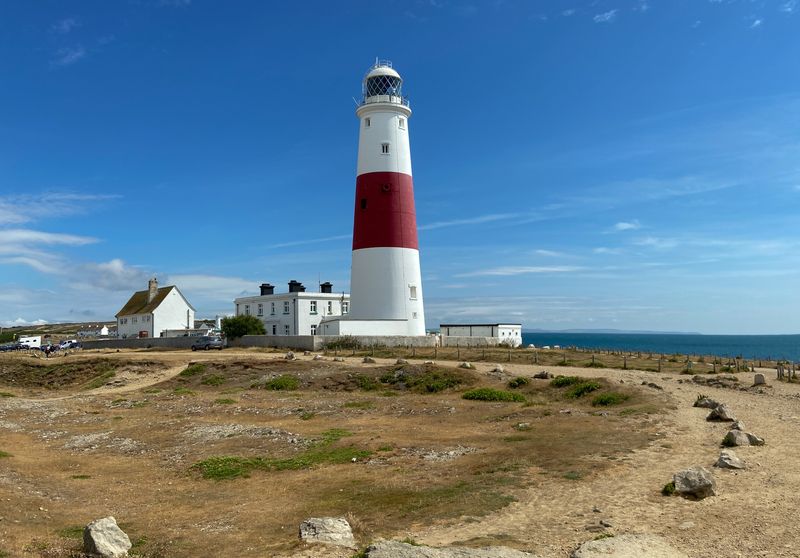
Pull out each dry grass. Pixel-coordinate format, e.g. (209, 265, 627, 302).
(0, 351, 668, 557)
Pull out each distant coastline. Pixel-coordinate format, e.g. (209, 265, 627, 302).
(523, 328, 701, 335)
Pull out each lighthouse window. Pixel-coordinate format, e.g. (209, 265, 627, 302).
(360, 198, 368, 210)
(398, 118, 405, 129)
(409, 285, 418, 300)
(381, 143, 390, 154)
(365, 117, 371, 127)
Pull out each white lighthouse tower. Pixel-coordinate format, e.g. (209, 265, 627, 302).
(321, 60, 426, 336)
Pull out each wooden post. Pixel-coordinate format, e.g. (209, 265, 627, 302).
(412, 346, 416, 358)
(562, 353, 567, 364)
(434, 346, 437, 359)
(457, 345, 460, 360)
(658, 359, 661, 373)
(592, 354, 596, 365)
(623, 355, 627, 370)
(534, 352, 538, 364)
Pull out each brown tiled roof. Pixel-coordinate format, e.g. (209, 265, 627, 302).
(116, 286, 176, 317)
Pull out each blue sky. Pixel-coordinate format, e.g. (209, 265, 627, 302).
(1, 0, 799, 334)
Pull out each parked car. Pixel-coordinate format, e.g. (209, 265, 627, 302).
(191, 336, 224, 351)
(0, 343, 24, 352)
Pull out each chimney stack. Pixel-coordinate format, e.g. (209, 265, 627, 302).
(147, 277, 158, 303)
(260, 283, 275, 296)
(320, 282, 333, 293)
(288, 280, 305, 293)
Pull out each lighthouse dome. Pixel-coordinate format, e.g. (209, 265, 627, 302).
(362, 60, 407, 105)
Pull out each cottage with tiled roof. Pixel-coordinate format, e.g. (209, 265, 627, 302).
(115, 278, 195, 339)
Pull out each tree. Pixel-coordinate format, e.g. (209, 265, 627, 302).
(221, 315, 265, 339)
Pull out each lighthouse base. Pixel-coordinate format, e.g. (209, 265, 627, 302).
(318, 317, 426, 337)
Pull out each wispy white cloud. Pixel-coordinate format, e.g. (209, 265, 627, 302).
(456, 266, 584, 277)
(634, 236, 679, 250)
(52, 46, 86, 66)
(81, 259, 151, 291)
(612, 220, 641, 231)
(0, 317, 49, 328)
(0, 229, 97, 246)
(594, 247, 623, 255)
(562, 9, 576, 17)
(0, 192, 118, 225)
(266, 234, 351, 249)
(635, 1, 650, 12)
(750, 18, 764, 28)
(593, 9, 618, 23)
(52, 17, 80, 34)
(534, 249, 567, 257)
(419, 212, 520, 231)
(781, 0, 797, 13)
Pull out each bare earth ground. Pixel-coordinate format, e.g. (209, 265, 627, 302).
(0, 348, 799, 557)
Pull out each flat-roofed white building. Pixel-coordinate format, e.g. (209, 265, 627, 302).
(116, 278, 195, 339)
(439, 323, 523, 347)
(233, 281, 350, 336)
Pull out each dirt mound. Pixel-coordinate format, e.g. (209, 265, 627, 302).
(0, 358, 167, 390)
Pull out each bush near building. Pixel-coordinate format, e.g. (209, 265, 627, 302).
(221, 315, 265, 339)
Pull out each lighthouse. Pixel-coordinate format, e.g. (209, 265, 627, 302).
(321, 60, 426, 336)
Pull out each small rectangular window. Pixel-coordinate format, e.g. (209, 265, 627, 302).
(270, 302, 275, 315)
(398, 118, 405, 129)
(272, 325, 277, 335)
(342, 301, 349, 314)
(245, 304, 250, 316)
(284, 325, 290, 335)
(257, 303, 263, 316)
(360, 198, 367, 210)
(283, 301, 290, 314)
(310, 324, 317, 335)
(365, 117, 371, 127)
(310, 301, 317, 314)
(327, 301, 333, 314)
(409, 285, 417, 300)
(381, 143, 390, 154)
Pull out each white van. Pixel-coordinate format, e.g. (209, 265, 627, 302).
(18, 335, 42, 348)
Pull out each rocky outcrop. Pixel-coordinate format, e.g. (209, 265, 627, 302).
(715, 450, 746, 470)
(723, 430, 765, 447)
(83, 516, 131, 558)
(363, 356, 377, 364)
(673, 466, 717, 499)
(707, 404, 737, 422)
(299, 517, 356, 548)
(571, 534, 689, 558)
(366, 540, 540, 557)
(693, 396, 720, 409)
(458, 362, 475, 369)
(533, 371, 553, 380)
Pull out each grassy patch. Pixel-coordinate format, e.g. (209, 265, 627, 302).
(343, 400, 375, 410)
(71, 474, 91, 479)
(592, 392, 629, 406)
(263, 375, 300, 391)
(214, 398, 236, 405)
(142, 388, 162, 394)
(564, 381, 601, 399)
(0, 392, 15, 398)
(563, 471, 583, 480)
(462, 388, 526, 403)
(191, 428, 368, 480)
(173, 387, 196, 396)
(56, 525, 84, 539)
(0, 451, 11, 458)
(201, 374, 226, 386)
(584, 361, 606, 368)
(507, 377, 530, 389)
(300, 411, 315, 420)
(83, 370, 116, 390)
(179, 363, 206, 377)
(355, 375, 379, 391)
(662, 481, 676, 496)
(380, 366, 473, 394)
(550, 375, 582, 387)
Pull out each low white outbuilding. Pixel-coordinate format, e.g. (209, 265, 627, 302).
(116, 278, 195, 338)
(439, 323, 523, 347)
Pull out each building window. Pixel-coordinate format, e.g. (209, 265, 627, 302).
(360, 198, 368, 210)
(399, 117, 405, 129)
(132, 317, 138, 324)
(271, 302, 275, 315)
(283, 301, 290, 314)
(236, 304, 240, 315)
(412, 312, 418, 319)
(342, 301, 349, 314)
(284, 325, 290, 335)
(245, 304, 250, 316)
(365, 117, 371, 127)
(257, 303, 263, 316)
(310, 324, 317, 335)
(326, 301, 332, 314)
(381, 143, 390, 154)
(272, 325, 277, 335)
(310, 301, 317, 314)
(409, 285, 418, 300)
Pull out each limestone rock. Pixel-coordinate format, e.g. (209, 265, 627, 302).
(492, 364, 505, 373)
(366, 540, 540, 557)
(298, 517, 355, 548)
(83, 516, 131, 558)
(723, 430, 765, 447)
(303, 351, 312, 356)
(693, 396, 720, 409)
(313, 354, 323, 361)
(753, 373, 766, 386)
(459, 362, 475, 370)
(363, 356, 377, 364)
(673, 466, 716, 499)
(285, 352, 296, 360)
(571, 534, 688, 558)
(715, 450, 746, 470)
(396, 358, 409, 365)
(707, 404, 736, 422)
(533, 370, 552, 380)
(333, 357, 345, 362)
(730, 419, 746, 431)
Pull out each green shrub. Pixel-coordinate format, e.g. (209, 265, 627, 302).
(563, 471, 583, 480)
(214, 398, 236, 405)
(201, 374, 225, 386)
(662, 481, 676, 496)
(324, 335, 361, 350)
(355, 375, 379, 391)
(173, 387, 196, 396)
(550, 375, 582, 387)
(0, 451, 11, 458)
(180, 363, 206, 377)
(56, 526, 84, 539)
(0, 392, 15, 398)
(565, 381, 601, 398)
(462, 388, 525, 403)
(264, 375, 300, 391)
(343, 401, 374, 409)
(507, 377, 529, 389)
(221, 315, 265, 339)
(592, 392, 629, 406)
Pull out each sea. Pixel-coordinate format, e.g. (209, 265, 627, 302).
(521, 332, 800, 362)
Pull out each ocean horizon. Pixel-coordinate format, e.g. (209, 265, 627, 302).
(520, 332, 800, 362)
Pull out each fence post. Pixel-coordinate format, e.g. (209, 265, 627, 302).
(508, 348, 511, 362)
(658, 359, 662, 373)
(623, 355, 627, 370)
(434, 346, 437, 360)
(534, 352, 538, 364)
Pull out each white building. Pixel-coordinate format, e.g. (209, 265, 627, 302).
(233, 281, 350, 336)
(18, 335, 42, 348)
(322, 60, 426, 337)
(116, 278, 195, 338)
(439, 323, 523, 347)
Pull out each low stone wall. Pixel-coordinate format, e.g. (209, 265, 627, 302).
(441, 336, 504, 347)
(231, 335, 438, 351)
(81, 337, 199, 350)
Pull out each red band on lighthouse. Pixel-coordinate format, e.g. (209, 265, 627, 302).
(352, 171, 419, 250)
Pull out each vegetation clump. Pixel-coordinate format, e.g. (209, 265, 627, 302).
(220, 315, 265, 339)
(507, 377, 530, 389)
(324, 335, 361, 350)
(550, 375, 582, 387)
(592, 392, 629, 406)
(354, 374, 379, 391)
(380, 366, 470, 394)
(662, 481, 676, 496)
(263, 375, 300, 391)
(462, 388, 526, 403)
(179, 363, 206, 377)
(200, 374, 226, 386)
(564, 381, 601, 399)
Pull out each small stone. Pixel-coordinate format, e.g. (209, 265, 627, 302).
(715, 450, 746, 470)
(313, 354, 323, 360)
(723, 430, 765, 447)
(678, 521, 695, 530)
(396, 358, 408, 365)
(730, 420, 746, 431)
(753, 373, 766, 386)
(599, 519, 613, 527)
(83, 516, 132, 558)
(303, 351, 311, 356)
(493, 364, 505, 373)
(333, 357, 345, 362)
(572, 534, 689, 558)
(673, 466, 716, 499)
(285, 352, 295, 360)
(298, 517, 355, 548)
(592, 506, 601, 513)
(363, 356, 376, 364)
(458, 362, 474, 369)
(693, 396, 720, 409)
(533, 370, 552, 379)
(707, 404, 736, 422)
